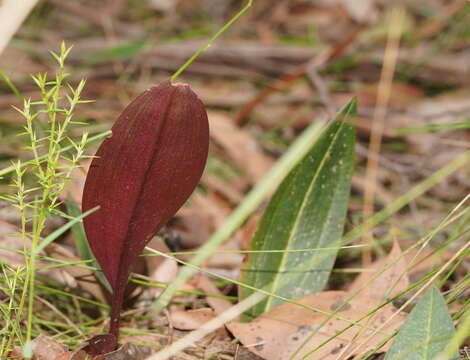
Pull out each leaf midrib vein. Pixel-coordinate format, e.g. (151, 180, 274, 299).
(116, 88, 175, 287)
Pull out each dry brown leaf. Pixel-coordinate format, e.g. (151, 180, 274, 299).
(145, 237, 178, 297)
(45, 243, 107, 303)
(119, 334, 168, 349)
(171, 206, 213, 248)
(227, 290, 405, 360)
(206, 237, 243, 270)
(29, 335, 68, 360)
(202, 174, 243, 204)
(209, 111, 273, 183)
(0, 220, 74, 286)
(0, 220, 27, 266)
(338, 0, 378, 22)
(192, 192, 231, 228)
(170, 308, 216, 331)
(193, 274, 233, 315)
(53, 353, 73, 360)
(349, 240, 410, 302)
(204, 340, 237, 359)
(69, 342, 150, 360)
(404, 247, 440, 282)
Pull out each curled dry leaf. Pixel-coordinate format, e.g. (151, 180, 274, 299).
(45, 243, 107, 303)
(82, 79, 209, 346)
(29, 335, 68, 360)
(192, 191, 231, 228)
(194, 274, 233, 315)
(170, 307, 216, 331)
(349, 240, 410, 303)
(209, 111, 273, 183)
(168, 206, 213, 248)
(227, 290, 406, 360)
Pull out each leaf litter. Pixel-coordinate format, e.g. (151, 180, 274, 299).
(228, 241, 410, 360)
(1, 0, 469, 358)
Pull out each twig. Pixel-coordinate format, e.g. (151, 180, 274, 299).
(145, 292, 266, 360)
(362, 7, 405, 266)
(305, 63, 336, 118)
(235, 24, 365, 126)
(163, 308, 174, 346)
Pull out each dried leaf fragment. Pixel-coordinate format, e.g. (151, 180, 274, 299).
(227, 291, 405, 360)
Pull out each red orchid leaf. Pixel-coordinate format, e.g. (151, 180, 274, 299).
(81, 334, 117, 356)
(82, 80, 209, 344)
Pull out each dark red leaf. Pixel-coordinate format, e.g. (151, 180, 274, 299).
(82, 80, 209, 343)
(81, 334, 117, 356)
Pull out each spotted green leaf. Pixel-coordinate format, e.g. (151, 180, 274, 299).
(239, 99, 356, 319)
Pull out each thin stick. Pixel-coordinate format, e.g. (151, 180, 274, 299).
(0, 0, 40, 55)
(146, 292, 266, 360)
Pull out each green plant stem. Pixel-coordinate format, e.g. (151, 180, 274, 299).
(171, 0, 252, 81)
(26, 214, 46, 343)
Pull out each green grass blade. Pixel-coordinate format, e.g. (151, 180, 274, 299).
(239, 100, 356, 319)
(384, 286, 456, 360)
(35, 206, 99, 254)
(395, 120, 470, 135)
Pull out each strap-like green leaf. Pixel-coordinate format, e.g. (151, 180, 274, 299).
(239, 99, 356, 319)
(66, 201, 111, 292)
(384, 286, 456, 360)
